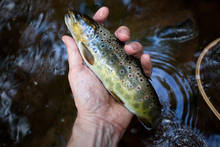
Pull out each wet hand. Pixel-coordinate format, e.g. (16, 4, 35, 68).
(62, 6, 153, 146)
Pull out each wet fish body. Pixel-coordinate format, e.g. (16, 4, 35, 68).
(64, 11, 161, 127)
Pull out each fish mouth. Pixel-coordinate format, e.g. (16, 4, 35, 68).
(64, 11, 79, 43)
(64, 10, 83, 25)
(64, 12, 76, 27)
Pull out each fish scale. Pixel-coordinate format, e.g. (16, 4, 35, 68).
(65, 10, 162, 128)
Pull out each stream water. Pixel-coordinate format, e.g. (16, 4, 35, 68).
(0, 0, 219, 146)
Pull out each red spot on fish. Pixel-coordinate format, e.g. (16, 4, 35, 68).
(145, 96, 148, 100)
(120, 62, 123, 65)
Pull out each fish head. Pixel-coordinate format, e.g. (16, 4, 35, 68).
(64, 10, 97, 44)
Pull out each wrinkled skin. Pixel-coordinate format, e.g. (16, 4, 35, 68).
(62, 7, 153, 146)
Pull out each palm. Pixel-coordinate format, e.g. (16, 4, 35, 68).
(69, 65, 132, 128)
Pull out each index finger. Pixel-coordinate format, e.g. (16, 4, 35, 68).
(93, 7, 109, 25)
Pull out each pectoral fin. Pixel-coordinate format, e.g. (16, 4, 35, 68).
(80, 42, 94, 65)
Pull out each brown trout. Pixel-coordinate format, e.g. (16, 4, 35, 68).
(64, 10, 161, 128)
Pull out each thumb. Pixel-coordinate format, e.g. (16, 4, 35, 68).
(62, 35, 84, 72)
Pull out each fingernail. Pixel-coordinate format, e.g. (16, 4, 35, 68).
(62, 36, 66, 43)
(119, 29, 128, 35)
(131, 43, 138, 50)
(125, 44, 132, 51)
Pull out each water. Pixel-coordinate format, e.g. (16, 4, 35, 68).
(0, 0, 219, 146)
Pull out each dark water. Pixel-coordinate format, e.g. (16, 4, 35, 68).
(0, 0, 219, 146)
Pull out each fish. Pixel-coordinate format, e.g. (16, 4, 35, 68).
(64, 10, 162, 129)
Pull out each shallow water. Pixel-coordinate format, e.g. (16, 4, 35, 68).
(0, 0, 219, 146)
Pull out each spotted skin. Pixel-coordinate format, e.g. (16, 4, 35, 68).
(65, 11, 161, 127)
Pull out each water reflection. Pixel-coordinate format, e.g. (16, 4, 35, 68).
(136, 18, 205, 145)
(0, 0, 220, 146)
(16, 11, 68, 79)
(0, 72, 31, 143)
(155, 19, 198, 43)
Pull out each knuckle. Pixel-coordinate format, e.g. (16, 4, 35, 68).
(120, 26, 129, 31)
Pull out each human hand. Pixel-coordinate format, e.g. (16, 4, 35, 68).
(62, 7, 153, 147)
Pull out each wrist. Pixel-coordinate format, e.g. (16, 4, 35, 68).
(67, 115, 124, 147)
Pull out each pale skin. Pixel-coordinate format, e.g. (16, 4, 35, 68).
(62, 7, 153, 147)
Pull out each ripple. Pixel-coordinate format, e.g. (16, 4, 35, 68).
(140, 20, 203, 144)
(0, 72, 31, 143)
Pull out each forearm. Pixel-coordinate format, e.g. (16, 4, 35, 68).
(67, 116, 124, 147)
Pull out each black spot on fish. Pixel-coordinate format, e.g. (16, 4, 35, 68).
(119, 69, 125, 75)
(136, 85, 141, 91)
(110, 59, 114, 64)
(139, 78, 143, 82)
(101, 51, 107, 56)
